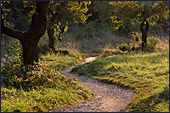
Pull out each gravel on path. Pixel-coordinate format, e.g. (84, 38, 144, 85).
(52, 57, 135, 112)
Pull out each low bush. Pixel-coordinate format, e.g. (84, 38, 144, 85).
(114, 33, 160, 53)
(147, 36, 159, 50)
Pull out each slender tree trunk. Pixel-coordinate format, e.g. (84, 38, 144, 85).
(47, 28, 55, 51)
(141, 29, 147, 48)
(140, 20, 149, 50)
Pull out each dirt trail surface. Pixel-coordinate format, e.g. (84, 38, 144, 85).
(52, 57, 135, 112)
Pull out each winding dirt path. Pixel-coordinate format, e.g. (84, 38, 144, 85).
(53, 57, 135, 112)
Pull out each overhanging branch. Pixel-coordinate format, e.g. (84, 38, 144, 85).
(1, 26, 24, 41)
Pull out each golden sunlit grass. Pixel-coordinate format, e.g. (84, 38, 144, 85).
(71, 39, 169, 112)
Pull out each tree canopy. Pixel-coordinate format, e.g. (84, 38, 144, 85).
(109, 1, 169, 48)
(109, 1, 169, 29)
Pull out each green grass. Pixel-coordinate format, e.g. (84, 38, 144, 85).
(39, 49, 82, 70)
(1, 80, 94, 112)
(71, 50, 169, 112)
(1, 50, 94, 112)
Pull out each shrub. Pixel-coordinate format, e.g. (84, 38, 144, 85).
(1, 61, 65, 90)
(1, 41, 70, 91)
(117, 42, 129, 52)
(6, 39, 22, 57)
(132, 32, 142, 43)
(147, 36, 159, 50)
(115, 33, 159, 52)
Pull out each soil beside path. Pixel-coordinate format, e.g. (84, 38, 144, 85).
(52, 57, 135, 112)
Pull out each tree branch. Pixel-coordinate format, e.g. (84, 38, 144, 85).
(1, 26, 25, 41)
(2, 1, 49, 42)
(1, 7, 24, 41)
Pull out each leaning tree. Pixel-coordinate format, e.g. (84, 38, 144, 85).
(1, 1, 49, 65)
(109, 1, 169, 49)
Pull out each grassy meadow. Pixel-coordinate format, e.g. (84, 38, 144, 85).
(71, 38, 169, 112)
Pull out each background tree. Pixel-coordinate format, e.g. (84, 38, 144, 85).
(109, 1, 169, 49)
(86, 1, 113, 23)
(47, 1, 91, 51)
(2, 1, 49, 65)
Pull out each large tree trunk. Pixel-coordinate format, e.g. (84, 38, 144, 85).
(47, 28, 55, 51)
(21, 40, 38, 65)
(140, 20, 149, 50)
(2, 1, 49, 65)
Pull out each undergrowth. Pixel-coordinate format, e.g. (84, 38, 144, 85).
(1, 42, 94, 112)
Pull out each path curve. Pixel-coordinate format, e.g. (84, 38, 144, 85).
(53, 57, 135, 112)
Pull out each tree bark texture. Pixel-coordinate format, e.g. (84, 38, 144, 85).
(21, 41, 38, 65)
(140, 20, 149, 50)
(2, 1, 49, 65)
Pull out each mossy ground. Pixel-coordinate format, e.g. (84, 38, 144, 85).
(71, 50, 169, 112)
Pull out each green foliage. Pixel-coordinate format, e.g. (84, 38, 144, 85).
(116, 41, 141, 52)
(88, 1, 113, 23)
(132, 32, 142, 42)
(1, 35, 17, 58)
(117, 42, 129, 52)
(6, 39, 22, 56)
(72, 50, 169, 112)
(2, 61, 64, 90)
(115, 34, 159, 52)
(38, 32, 49, 54)
(1, 40, 23, 83)
(147, 37, 159, 50)
(110, 1, 169, 27)
(48, 1, 91, 26)
(2, 1, 30, 31)
(109, 1, 169, 39)
(47, 1, 91, 43)
(2, 47, 82, 90)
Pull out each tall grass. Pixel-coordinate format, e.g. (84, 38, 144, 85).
(63, 30, 132, 57)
